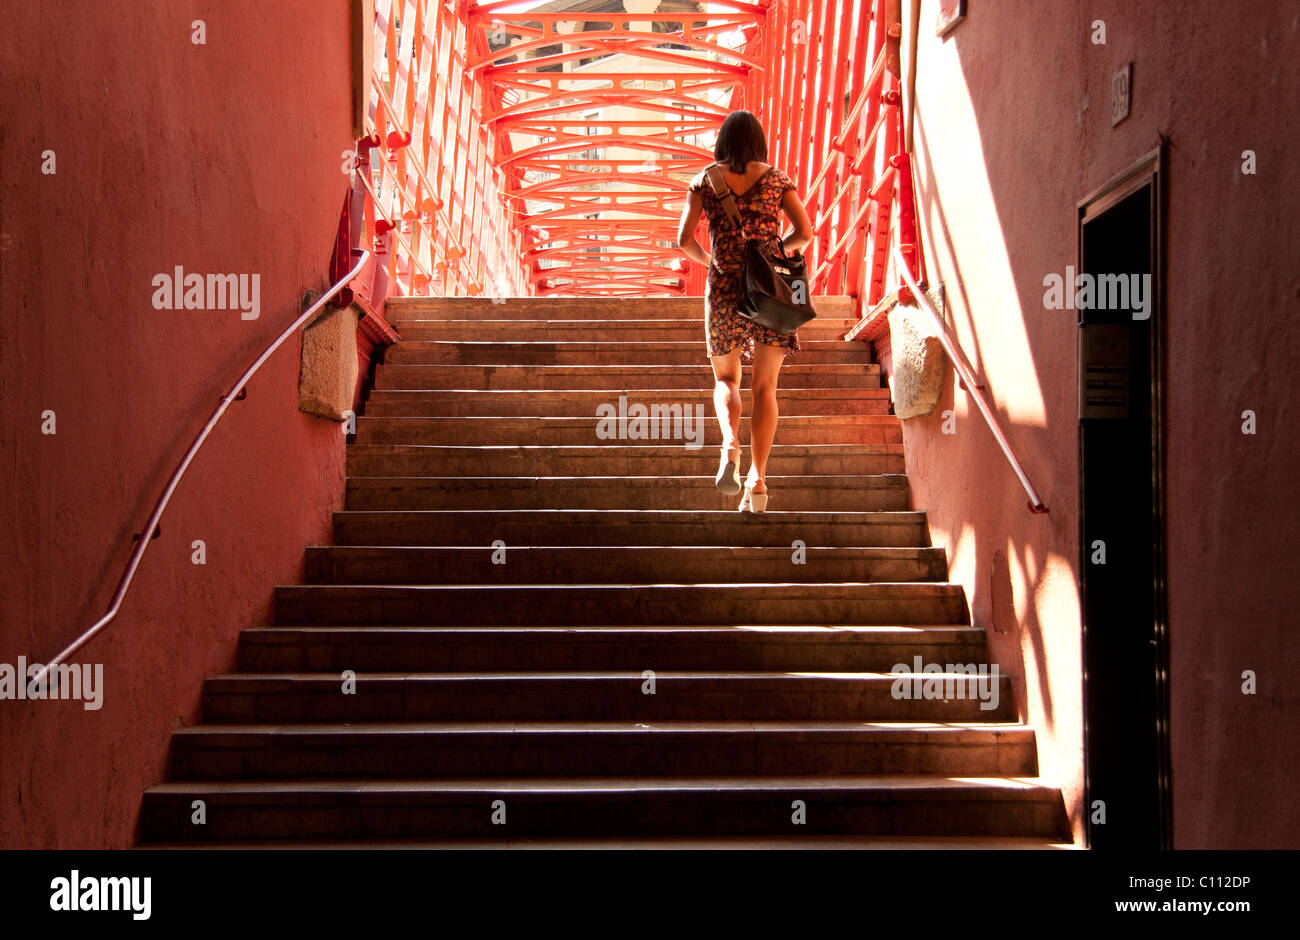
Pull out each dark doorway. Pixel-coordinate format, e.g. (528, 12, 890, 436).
(1077, 149, 1171, 849)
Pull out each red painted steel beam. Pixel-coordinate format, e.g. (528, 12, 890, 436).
(360, 1, 911, 300)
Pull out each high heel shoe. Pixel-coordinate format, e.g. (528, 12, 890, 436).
(739, 480, 769, 513)
(715, 441, 741, 495)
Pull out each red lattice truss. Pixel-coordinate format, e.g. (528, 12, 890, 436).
(360, 0, 918, 308)
(469, 0, 767, 297)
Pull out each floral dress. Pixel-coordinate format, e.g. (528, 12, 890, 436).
(688, 165, 802, 362)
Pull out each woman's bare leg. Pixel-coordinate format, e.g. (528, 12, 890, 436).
(747, 342, 787, 494)
(709, 348, 743, 454)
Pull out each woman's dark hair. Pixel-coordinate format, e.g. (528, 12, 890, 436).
(714, 110, 768, 173)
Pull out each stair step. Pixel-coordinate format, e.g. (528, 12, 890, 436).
(383, 340, 872, 367)
(272, 582, 970, 626)
(363, 387, 892, 417)
(342, 474, 910, 511)
(237, 625, 988, 672)
(139, 775, 1069, 842)
(331, 509, 932, 548)
(204, 671, 1009, 722)
(169, 721, 1038, 779)
(374, 363, 880, 391)
(345, 443, 905, 477)
(304, 545, 947, 585)
(389, 317, 859, 343)
(353, 414, 901, 447)
(139, 835, 1077, 849)
(384, 295, 857, 322)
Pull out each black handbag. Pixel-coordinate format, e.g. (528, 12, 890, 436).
(703, 163, 818, 335)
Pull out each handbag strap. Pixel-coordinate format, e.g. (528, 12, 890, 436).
(703, 163, 746, 232)
(703, 163, 794, 259)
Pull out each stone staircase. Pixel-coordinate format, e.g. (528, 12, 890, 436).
(138, 296, 1070, 847)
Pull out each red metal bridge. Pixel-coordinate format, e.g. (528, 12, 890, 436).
(354, 0, 920, 312)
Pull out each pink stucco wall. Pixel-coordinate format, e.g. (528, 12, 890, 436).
(904, 0, 1299, 846)
(0, 1, 354, 847)
(2, 0, 1294, 852)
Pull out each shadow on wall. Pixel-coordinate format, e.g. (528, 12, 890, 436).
(906, 0, 1300, 848)
(907, 98, 1063, 738)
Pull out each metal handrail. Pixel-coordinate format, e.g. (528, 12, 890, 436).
(31, 247, 373, 691)
(892, 242, 1048, 514)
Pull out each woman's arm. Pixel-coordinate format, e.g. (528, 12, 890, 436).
(780, 188, 814, 255)
(676, 188, 712, 268)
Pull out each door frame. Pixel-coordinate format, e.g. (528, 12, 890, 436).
(1076, 144, 1172, 848)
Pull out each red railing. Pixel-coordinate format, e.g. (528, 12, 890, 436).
(749, 2, 1045, 511)
(744, 0, 913, 313)
(357, 0, 526, 304)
